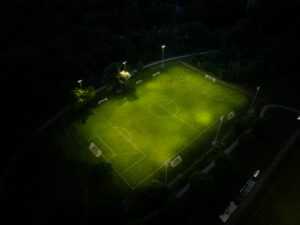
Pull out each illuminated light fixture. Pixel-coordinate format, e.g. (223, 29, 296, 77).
(122, 61, 127, 71)
(77, 80, 83, 89)
(164, 159, 170, 185)
(161, 45, 166, 68)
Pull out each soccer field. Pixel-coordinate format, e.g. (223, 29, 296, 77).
(64, 62, 248, 190)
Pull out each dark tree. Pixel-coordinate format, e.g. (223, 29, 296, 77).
(189, 171, 214, 198)
(88, 161, 113, 186)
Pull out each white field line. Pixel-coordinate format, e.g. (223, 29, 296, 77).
(101, 117, 149, 187)
(132, 91, 247, 189)
(113, 166, 135, 190)
(167, 118, 220, 163)
(95, 136, 117, 160)
(84, 132, 135, 189)
(133, 164, 166, 189)
(149, 100, 179, 120)
(103, 118, 146, 157)
(133, 118, 220, 189)
(65, 128, 134, 190)
(114, 127, 132, 143)
(231, 96, 247, 111)
(147, 97, 200, 133)
(174, 74, 236, 104)
(174, 76, 220, 102)
(120, 155, 146, 175)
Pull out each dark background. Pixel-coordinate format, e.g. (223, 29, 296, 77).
(1, 0, 300, 224)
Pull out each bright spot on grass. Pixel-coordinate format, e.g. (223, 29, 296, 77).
(195, 112, 212, 125)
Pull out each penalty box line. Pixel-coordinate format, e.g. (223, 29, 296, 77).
(102, 117, 146, 157)
(175, 75, 234, 103)
(64, 129, 133, 189)
(90, 136, 117, 161)
(93, 136, 143, 189)
(166, 118, 220, 164)
(101, 117, 148, 185)
(174, 76, 220, 103)
(132, 118, 220, 190)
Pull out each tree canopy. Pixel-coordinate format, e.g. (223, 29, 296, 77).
(70, 86, 96, 109)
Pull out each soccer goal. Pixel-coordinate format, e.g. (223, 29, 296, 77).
(152, 72, 160, 77)
(98, 97, 108, 104)
(227, 111, 235, 120)
(89, 142, 102, 157)
(171, 155, 182, 167)
(205, 74, 216, 82)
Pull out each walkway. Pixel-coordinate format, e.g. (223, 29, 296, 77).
(226, 128, 300, 225)
(260, 104, 300, 118)
(174, 137, 241, 199)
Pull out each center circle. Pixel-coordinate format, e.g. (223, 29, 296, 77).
(150, 100, 179, 119)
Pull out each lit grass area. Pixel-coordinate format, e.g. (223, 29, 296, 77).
(63, 61, 248, 190)
(246, 140, 300, 225)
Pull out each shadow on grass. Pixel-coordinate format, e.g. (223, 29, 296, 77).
(68, 102, 97, 125)
(124, 86, 139, 102)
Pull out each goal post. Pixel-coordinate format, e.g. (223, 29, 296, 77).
(89, 142, 102, 157)
(205, 74, 216, 82)
(171, 155, 182, 167)
(227, 111, 235, 120)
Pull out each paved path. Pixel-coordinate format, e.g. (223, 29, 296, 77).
(143, 50, 218, 69)
(260, 104, 300, 118)
(174, 137, 242, 199)
(226, 128, 300, 225)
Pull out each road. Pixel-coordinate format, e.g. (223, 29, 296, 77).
(260, 104, 300, 118)
(226, 128, 300, 225)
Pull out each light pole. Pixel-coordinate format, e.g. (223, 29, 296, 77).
(212, 115, 224, 146)
(164, 160, 170, 185)
(78, 80, 83, 89)
(161, 45, 166, 68)
(122, 61, 127, 71)
(249, 86, 260, 113)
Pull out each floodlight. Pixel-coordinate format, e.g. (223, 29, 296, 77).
(122, 61, 127, 71)
(77, 80, 83, 89)
(161, 45, 166, 68)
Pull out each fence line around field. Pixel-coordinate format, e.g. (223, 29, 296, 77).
(36, 50, 218, 134)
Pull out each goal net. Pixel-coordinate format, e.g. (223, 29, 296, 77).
(227, 111, 235, 120)
(205, 74, 216, 82)
(171, 155, 182, 167)
(152, 72, 160, 77)
(89, 142, 102, 157)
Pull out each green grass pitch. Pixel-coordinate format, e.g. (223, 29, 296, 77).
(64, 61, 248, 190)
